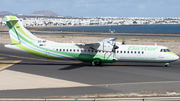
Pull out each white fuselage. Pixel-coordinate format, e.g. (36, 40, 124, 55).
(44, 42, 178, 63)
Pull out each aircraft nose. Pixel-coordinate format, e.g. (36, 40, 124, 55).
(169, 52, 179, 60)
(175, 56, 179, 60)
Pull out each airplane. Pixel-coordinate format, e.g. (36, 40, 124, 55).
(4, 15, 179, 66)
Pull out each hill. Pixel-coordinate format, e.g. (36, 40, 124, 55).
(31, 10, 59, 16)
(0, 11, 13, 15)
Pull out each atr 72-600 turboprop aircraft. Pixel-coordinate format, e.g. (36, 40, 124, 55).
(4, 16, 179, 66)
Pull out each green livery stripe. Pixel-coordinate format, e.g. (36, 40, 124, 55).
(77, 54, 115, 63)
(9, 16, 17, 20)
(7, 22, 17, 33)
(7, 21, 20, 44)
(167, 52, 178, 57)
(11, 21, 34, 40)
(11, 38, 64, 60)
(10, 37, 19, 44)
(7, 21, 36, 46)
(4, 16, 8, 20)
(7, 21, 46, 50)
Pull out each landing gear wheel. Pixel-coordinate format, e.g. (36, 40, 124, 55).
(99, 60, 102, 66)
(91, 60, 102, 66)
(91, 62, 95, 66)
(165, 63, 170, 67)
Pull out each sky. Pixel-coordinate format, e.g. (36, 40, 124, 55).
(0, 0, 180, 17)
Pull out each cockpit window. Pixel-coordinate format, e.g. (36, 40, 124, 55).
(167, 49, 171, 52)
(160, 49, 171, 52)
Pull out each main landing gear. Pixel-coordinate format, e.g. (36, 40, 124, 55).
(165, 63, 170, 67)
(91, 60, 102, 66)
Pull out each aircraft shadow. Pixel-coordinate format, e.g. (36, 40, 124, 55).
(0, 62, 177, 71)
(58, 63, 89, 70)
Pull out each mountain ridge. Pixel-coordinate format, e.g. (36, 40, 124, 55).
(31, 10, 59, 16)
(0, 11, 13, 15)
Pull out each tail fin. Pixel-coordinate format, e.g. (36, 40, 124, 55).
(5, 15, 39, 45)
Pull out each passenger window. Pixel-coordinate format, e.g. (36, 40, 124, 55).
(56, 49, 58, 51)
(127, 51, 129, 54)
(70, 49, 72, 52)
(63, 49, 65, 52)
(142, 51, 144, 54)
(77, 49, 79, 52)
(59, 49, 61, 51)
(73, 49, 75, 52)
(131, 51, 133, 54)
(92, 50, 94, 52)
(66, 49, 68, 52)
(81, 50, 83, 52)
(88, 50, 90, 52)
(84, 50, 86, 52)
(117, 51, 119, 53)
(138, 51, 140, 54)
(134, 51, 136, 54)
(120, 51, 122, 53)
(124, 51, 126, 53)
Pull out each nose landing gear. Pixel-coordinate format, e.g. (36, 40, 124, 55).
(165, 63, 170, 67)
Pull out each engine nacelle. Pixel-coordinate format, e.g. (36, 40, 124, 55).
(96, 43, 114, 52)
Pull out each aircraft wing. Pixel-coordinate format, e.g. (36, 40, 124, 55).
(97, 38, 116, 43)
(76, 38, 116, 51)
(76, 38, 116, 46)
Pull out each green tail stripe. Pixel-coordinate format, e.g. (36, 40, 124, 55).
(9, 16, 17, 20)
(11, 21, 34, 40)
(4, 16, 8, 20)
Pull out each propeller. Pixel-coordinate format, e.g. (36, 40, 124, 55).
(111, 41, 119, 59)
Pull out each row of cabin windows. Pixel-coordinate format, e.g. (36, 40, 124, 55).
(55, 49, 144, 54)
(117, 51, 144, 54)
(56, 49, 98, 53)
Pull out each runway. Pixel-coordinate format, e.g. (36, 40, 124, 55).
(1, 31, 180, 38)
(0, 44, 180, 98)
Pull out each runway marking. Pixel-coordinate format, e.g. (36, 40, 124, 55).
(0, 53, 82, 63)
(0, 70, 90, 90)
(0, 60, 22, 71)
(93, 81, 180, 87)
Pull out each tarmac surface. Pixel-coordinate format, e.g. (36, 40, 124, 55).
(0, 44, 180, 98)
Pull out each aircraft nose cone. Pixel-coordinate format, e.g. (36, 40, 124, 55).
(176, 56, 179, 60)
